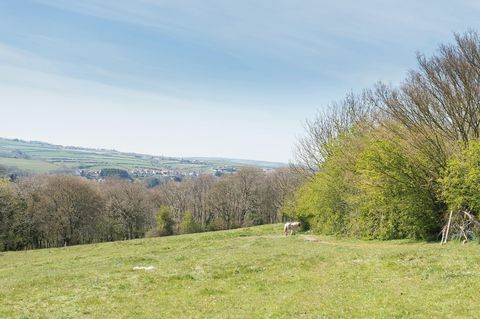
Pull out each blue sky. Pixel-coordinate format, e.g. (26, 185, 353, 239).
(1, 1, 479, 162)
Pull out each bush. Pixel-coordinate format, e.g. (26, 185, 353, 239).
(288, 132, 362, 236)
(289, 133, 441, 240)
(156, 206, 175, 236)
(356, 140, 440, 240)
(179, 211, 201, 234)
(440, 141, 480, 214)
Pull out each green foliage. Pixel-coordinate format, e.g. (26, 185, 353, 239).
(289, 129, 366, 236)
(288, 31, 480, 241)
(290, 131, 441, 240)
(440, 141, 480, 214)
(156, 206, 175, 236)
(291, 167, 348, 235)
(356, 140, 439, 240)
(179, 210, 201, 234)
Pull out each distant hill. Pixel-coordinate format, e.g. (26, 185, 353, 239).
(186, 157, 285, 169)
(0, 137, 286, 177)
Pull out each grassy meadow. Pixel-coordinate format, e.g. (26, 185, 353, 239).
(1, 224, 479, 318)
(0, 158, 59, 174)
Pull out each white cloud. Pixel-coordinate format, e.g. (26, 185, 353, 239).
(3, 1, 480, 161)
(30, 0, 480, 91)
(0, 44, 297, 162)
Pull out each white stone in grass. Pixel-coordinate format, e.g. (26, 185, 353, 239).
(133, 266, 157, 271)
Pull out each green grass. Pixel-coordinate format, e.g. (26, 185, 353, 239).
(1, 224, 480, 318)
(0, 157, 59, 173)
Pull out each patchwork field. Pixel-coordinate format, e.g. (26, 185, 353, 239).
(1, 224, 479, 318)
(0, 137, 285, 175)
(0, 157, 59, 174)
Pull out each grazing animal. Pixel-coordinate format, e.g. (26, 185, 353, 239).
(284, 222, 301, 236)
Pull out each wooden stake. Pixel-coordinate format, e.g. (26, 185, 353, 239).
(440, 226, 446, 245)
(443, 210, 453, 244)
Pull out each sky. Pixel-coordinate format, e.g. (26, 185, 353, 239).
(0, 1, 479, 162)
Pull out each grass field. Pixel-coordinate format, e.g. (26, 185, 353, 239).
(1, 224, 479, 318)
(0, 157, 59, 173)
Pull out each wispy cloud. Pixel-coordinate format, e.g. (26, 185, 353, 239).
(32, 0, 476, 70)
(0, 42, 295, 161)
(0, 43, 58, 72)
(13, 0, 477, 93)
(2, 1, 480, 161)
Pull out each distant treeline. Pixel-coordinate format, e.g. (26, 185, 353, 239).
(288, 31, 480, 240)
(0, 167, 300, 251)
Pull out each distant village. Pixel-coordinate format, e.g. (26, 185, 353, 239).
(73, 166, 240, 183)
(0, 138, 283, 184)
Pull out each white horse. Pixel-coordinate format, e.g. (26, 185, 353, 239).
(284, 222, 301, 236)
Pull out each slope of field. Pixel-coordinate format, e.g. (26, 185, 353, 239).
(0, 137, 285, 174)
(0, 157, 59, 173)
(1, 224, 479, 318)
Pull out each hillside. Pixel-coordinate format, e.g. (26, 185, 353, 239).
(1, 224, 479, 318)
(0, 137, 286, 178)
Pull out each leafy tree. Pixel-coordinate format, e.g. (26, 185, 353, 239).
(179, 210, 201, 234)
(356, 140, 440, 239)
(156, 206, 175, 236)
(440, 141, 480, 214)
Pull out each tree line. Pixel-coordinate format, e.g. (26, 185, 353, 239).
(5, 31, 477, 248)
(0, 167, 301, 251)
(288, 31, 480, 241)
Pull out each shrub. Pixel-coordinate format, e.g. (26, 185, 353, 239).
(179, 211, 201, 234)
(356, 140, 440, 240)
(440, 141, 480, 214)
(156, 206, 175, 236)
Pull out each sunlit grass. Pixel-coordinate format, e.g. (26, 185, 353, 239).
(1, 224, 479, 318)
(0, 157, 59, 173)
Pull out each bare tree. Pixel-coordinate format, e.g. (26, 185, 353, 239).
(377, 30, 480, 172)
(207, 176, 240, 229)
(103, 181, 154, 240)
(264, 167, 304, 223)
(25, 176, 105, 247)
(293, 92, 375, 175)
(0, 180, 22, 251)
(232, 167, 264, 226)
(189, 175, 216, 228)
